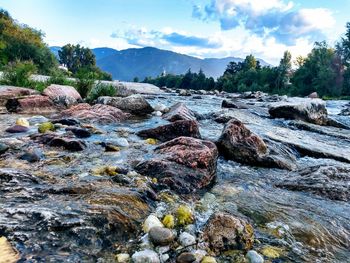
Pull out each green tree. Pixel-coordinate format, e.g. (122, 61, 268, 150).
(275, 51, 292, 93)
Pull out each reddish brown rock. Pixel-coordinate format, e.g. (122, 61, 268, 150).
(0, 86, 39, 106)
(135, 136, 218, 194)
(217, 119, 267, 164)
(162, 102, 197, 122)
(6, 95, 57, 114)
(217, 119, 295, 170)
(137, 120, 201, 142)
(43, 84, 82, 100)
(5, 125, 29, 133)
(60, 103, 130, 123)
(201, 212, 254, 254)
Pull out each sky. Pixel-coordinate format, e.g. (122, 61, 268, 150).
(1, 0, 350, 64)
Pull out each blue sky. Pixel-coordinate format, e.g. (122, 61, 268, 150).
(1, 0, 349, 64)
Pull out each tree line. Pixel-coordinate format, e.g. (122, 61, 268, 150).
(143, 22, 350, 98)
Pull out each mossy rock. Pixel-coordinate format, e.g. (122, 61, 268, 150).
(162, 214, 175, 229)
(260, 245, 283, 258)
(38, 122, 55, 133)
(145, 138, 157, 145)
(176, 205, 194, 226)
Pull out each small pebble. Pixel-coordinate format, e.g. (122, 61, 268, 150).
(176, 252, 196, 263)
(132, 249, 160, 263)
(179, 232, 196, 247)
(149, 227, 174, 246)
(246, 250, 264, 263)
(116, 253, 130, 263)
(143, 215, 164, 233)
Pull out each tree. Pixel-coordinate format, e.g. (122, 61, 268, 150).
(336, 22, 350, 95)
(275, 51, 292, 93)
(58, 44, 96, 74)
(0, 9, 57, 73)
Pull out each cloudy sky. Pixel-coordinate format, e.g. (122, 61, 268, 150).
(2, 0, 349, 64)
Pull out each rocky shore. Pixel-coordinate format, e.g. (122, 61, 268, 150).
(0, 85, 349, 262)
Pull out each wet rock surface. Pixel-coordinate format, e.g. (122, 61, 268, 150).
(6, 95, 57, 114)
(163, 102, 197, 122)
(137, 120, 201, 142)
(136, 136, 218, 193)
(0, 92, 350, 262)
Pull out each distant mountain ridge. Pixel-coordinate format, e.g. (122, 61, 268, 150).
(50, 46, 269, 81)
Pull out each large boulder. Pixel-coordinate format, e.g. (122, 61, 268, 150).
(276, 164, 350, 201)
(135, 137, 218, 194)
(0, 86, 39, 113)
(162, 102, 197, 122)
(6, 95, 57, 114)
(43, 84, 82, 107)
(137, 120, 201, 142)
(268, 98, 328, 125)
(201, 212, 254, 254)
(60, 103, 129, 123)
(217, 119, 295, 170)
(100, 94, 153, 116)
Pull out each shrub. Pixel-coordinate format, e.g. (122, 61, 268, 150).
(87, 82, 116, 103)
(75, 68, 98, 98)
(1, 60, 36, 87)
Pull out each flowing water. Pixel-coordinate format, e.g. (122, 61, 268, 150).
(0, 93, 349, 262)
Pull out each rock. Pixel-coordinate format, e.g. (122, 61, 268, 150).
(43, 84, 82, 106)
(148, 226, 175, 246)
(38, 122, 55, 133)
(6, 125, 29, 133)
(260, 246, 282, 259)
(110, 94, 154, 116)
(176, 252, 196, 263)
(0, 86, 39, 110)
(217, 119, 295, 170)
(6, 95, 57, 114)
(307, 92, 319, 99)
(31, 133, 86, 151)
(16, 118, 30, 127)
(216, 119, 267, 164)
(201, 256, 217, 263)
(153, 103, 169, 113)
(132, 249, 160, 263)
(137, 120, 201, 142)
(52, 118, 80, 126)
(143, 215, 164, 233)
(96, 96, 121, 106)
(222, 100, 247, 109)
(179, 232, 196, 247)
(135, 137, 218, 194)
(28, 116, 49, 125)
(145, 138, 157, 145)
(268, 98, 328, 125)
(162, 102, 197, 122)
(201, 212, 254, 254)
(176, 205, 194, 226)
(0, 236, 20, 263)
(276, 164, 350, 201)
(179, 89, 192, 96)
(116, 253, 130, 263)
(246, 250, 264, 263)
(66, 127, 91, 138)
(60, 103, 130, 123)
(0, 143, 9, 155)
(162, 215, 175, 229)
(19, 148, 43, 162)
(340, 107, 350, 116)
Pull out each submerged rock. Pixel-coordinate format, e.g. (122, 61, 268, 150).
(31, 133, 86, 151)
(66, 127, 91, 138)
(222, 99, 247, 109)
(246, 250, 264, 263)
(276, 164, 350, 201)
(136, 137, 218, 194)
(269, 98, 328, 125)
(137, 120, 201, 142)
(217, 119, 295, 169)
(162, 102, 197, 122)
(60, 103, 129, 123)
(0, 143, 9, 155)
(201, 212, 254, 254)
(6, 125, 29, 133)
(19, 148, 44, 162)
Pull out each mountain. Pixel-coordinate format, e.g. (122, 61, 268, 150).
(50, 46, 269, 81)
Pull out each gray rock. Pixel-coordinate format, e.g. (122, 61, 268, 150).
(28, 116, 49, 125)
(113, 94, 153, 116)
(162, 102, 197, 122)
(176, 252, 196, 263)
(246, 250, 264, 263)
(19, 148, 43, 163)
(179, 232, 196, 247)
(148, 226, 175, 246)
(0, 143, 9, 155)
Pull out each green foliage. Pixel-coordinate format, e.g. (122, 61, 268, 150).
(143, 68, 216, 90)
(87, 82, 116, 103)
(75, 68, 97, 99)
(1, 60, 36, 87)
(0, 9, 57, 73)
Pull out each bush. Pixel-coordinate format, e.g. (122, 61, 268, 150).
(87, 82, 116, 103)
(75, 68, 98, 98)
(1, 60, 37, 87)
